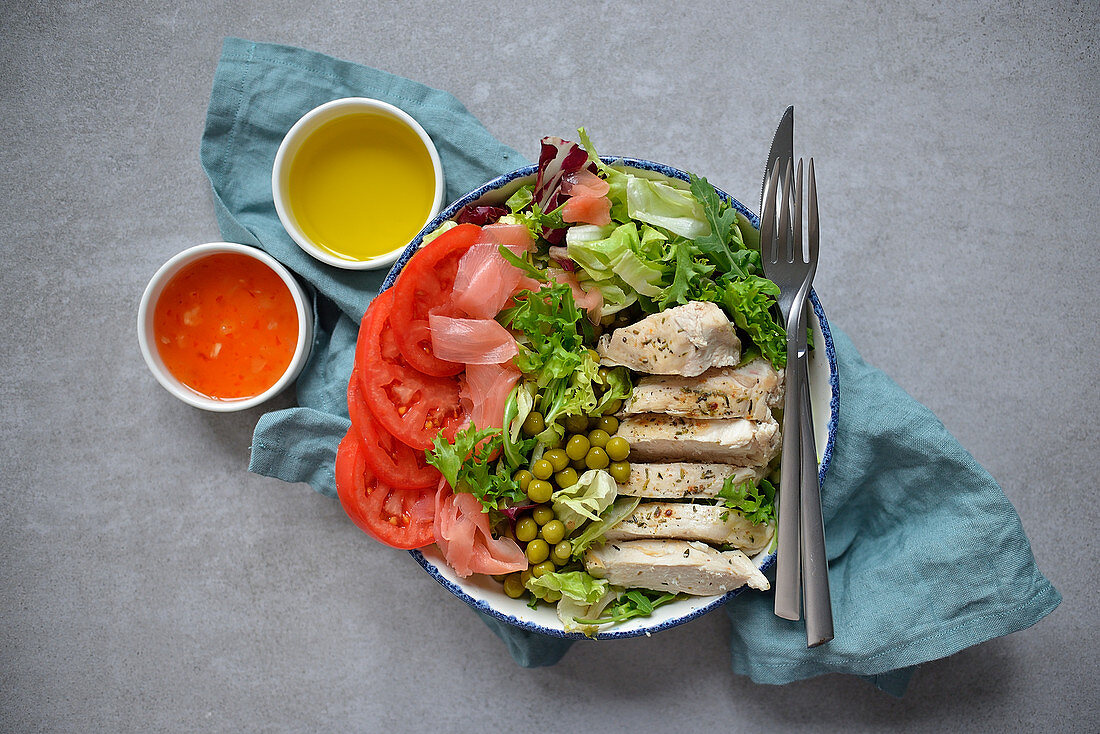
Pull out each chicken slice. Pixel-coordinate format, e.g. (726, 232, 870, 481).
(617, 462, 765, 499)
(584, 540, 769, 595)
(604, 502, 775, 555)
(596, 301, 740, 377)
(623, 357, 784, 421)
(616, 413, 781, 466)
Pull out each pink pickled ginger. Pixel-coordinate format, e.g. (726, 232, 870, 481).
(561, 169, 611, 198)
(451, 242, 539, 319)
(459, 362, 521, 432)
(475, 223, 534, 251)
(428, 314, 518, 364)
(549, 266, 603, 320)
(434, 485, 528, 578)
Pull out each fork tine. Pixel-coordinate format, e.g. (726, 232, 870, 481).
(793, 158, 803, 265)
(761, 164, 779, 263)
(807, 158, 819, 268)
(777, 158, 793, 263)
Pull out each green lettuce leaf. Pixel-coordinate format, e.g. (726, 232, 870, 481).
(569, 496, 641, 559)
(551, 469, 617, 534)
(715, 276, 786, 369)
(565, 222, 665, 298)
(626, 176, 709, 239)
(501, 383, 537, 472)
(524, 570, 609, 605)
(717, 477, 777, 525)
(425, 425, 525, 512)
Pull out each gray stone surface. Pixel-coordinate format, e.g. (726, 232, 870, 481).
(2, 1, 1096, 731)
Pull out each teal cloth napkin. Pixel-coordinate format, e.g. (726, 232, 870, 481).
(200, 38, 1059, 696)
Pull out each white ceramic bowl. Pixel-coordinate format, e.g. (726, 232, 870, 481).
(382, 159, 840, 639)
(137, 242, 314, 412)
(272, 97, 445, 270)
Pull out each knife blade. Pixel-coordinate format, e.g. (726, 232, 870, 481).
(761, 106, 794, 212)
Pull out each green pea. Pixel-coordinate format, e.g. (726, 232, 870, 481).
(600, 398, 623, 415)
(525, 539, 550, 564)
(563, 414, 589, 434)
(544, 448, 570, 473)
(551, 541, 572, 565)
(585, 446, 610, 470)
(503, 573, 525, 598)
(565, 434, 590, 460)
(605, 436, 630, 462)
(522, 411, 545, 436)
(520, 570, 533, 586)
(540, 519, 566, 545)
(588, 429, 610, 449)
(527, 479, 554, 504)
(597, 415, 619, 434)
(531, 561, 556, 578)
(515, 516, 538, 543)
(554, 467, 578, 488)
(597, 366, 612, 384)
(531, 459, 554, 480)
(609, 460, 631, 483)
(513, 469, 533, 492)
(571, 458, 588, 473)
(531, 505, 555, 526)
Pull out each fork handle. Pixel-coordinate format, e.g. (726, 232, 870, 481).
(773, 306, 803, 621)
(799, 350, 834, 647)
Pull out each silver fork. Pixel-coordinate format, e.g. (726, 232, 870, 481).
(794, 163, 832, 647)
(761, 158, 818, 623)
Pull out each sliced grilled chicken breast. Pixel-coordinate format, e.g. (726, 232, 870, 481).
(617, 462, 765, 499)
(604, 502, 775, 554)
(617, 413, 781, 466)
(623, 358, 784, 420)
(596, 301, 740, 377)
(584, 540, 769, 595)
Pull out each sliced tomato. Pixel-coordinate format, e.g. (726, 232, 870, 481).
(390, 223, 481, 376)
(355, 290, 466, 450)
(335, 429, 436, 550)
(348, 377, 441, 490)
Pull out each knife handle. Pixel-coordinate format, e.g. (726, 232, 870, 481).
(773, 308, 803, 621)
(799, 319, 833, 647)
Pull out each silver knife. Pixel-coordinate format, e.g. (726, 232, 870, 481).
(761, 107, 833, 645)
(762, 107, 801, 621)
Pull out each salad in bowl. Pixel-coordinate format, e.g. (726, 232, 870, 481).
(335, 131, 838, 639)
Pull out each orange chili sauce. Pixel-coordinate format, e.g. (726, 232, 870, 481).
(153, 252, 299, 400)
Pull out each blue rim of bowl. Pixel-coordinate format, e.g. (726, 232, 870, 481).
(385, 157, 840, 640)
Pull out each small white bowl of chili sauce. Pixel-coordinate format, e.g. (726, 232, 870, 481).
(137, 243, 313, 411)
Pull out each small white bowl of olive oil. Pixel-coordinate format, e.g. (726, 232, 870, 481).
(272, 97, 444, 270)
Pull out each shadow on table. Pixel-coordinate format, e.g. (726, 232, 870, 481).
(534, 609, 1019, 721)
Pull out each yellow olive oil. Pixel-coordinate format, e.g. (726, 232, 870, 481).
(287, 112, 436, 262)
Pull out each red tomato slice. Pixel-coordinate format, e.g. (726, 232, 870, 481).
(355, 290, 466, 450)
(390, 223, 481, 376)
(348, 377, 441, 490)
(335, 429, 436, 550)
